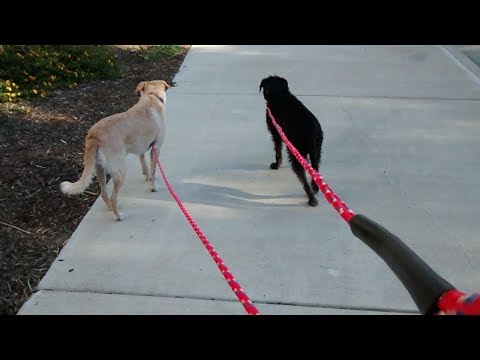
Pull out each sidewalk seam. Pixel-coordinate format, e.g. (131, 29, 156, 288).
(438, 45, 480, 86)
(169, 92, 480, 101)
(34, 288, 419, 314)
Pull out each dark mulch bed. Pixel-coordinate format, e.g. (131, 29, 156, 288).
(0, 45, 190, 315)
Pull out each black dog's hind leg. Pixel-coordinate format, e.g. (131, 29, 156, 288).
(309, 145, 322, 194)
(289, 150, 318, 207)
(266, 114, 283, 169)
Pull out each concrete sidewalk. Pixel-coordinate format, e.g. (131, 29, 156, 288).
(19, 46, 480, 315)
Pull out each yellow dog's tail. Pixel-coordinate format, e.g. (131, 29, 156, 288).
(60, 137, 99, 195)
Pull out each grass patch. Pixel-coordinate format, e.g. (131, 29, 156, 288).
(137, 45, 182, 61)
(0, 45, 120, 103)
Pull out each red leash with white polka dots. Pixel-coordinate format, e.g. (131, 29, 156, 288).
(152, 145, 260, 315)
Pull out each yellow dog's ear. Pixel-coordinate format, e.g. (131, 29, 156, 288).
(136, 81, 147, 93)
(160, 80, 171, 90)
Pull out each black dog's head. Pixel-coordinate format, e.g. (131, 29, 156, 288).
(259, 75, 290, 101)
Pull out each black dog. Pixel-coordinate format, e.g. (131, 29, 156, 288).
(259, 75, 323, 207)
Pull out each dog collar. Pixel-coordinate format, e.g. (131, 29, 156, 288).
(152, 94, 164, 104)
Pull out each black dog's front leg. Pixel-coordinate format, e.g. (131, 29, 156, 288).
(266, 114, 282, 169)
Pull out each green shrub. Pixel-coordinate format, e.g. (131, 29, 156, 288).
(0, 45, 120, 103)
(137, 45, 182, 61)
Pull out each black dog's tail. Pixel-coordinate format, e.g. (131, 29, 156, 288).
(309, 147, 322, 170)
(310, 131, 323, 168)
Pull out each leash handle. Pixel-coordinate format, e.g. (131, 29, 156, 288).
(350, 214, 455, 314)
